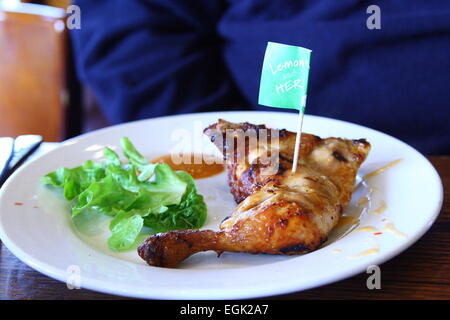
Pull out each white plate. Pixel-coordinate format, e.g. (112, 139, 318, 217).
(0, 111, 443, 299)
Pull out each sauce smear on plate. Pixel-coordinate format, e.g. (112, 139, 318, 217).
(151, 154, 224, 179)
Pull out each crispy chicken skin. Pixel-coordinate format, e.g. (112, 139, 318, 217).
(138, 119, 371, 267)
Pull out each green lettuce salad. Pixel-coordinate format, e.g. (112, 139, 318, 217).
(41, 137, 207, 251)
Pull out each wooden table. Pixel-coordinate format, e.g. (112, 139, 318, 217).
(1, 156, 448, 300)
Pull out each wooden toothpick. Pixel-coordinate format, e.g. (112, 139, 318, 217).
(291, 100, 306, 173)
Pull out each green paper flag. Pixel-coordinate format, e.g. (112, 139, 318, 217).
(258, 42, 312, 113)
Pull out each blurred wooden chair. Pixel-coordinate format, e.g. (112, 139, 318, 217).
(0, 2, 81, 141)
(40, 1, 72, 9)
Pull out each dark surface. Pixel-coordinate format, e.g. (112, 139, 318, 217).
(0, 156, 448, 300)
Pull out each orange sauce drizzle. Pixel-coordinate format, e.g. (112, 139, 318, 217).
(363, 159, 403, 180)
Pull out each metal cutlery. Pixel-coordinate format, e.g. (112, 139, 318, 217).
(0, 135, 43, 187)
(0, 137, 14, 184)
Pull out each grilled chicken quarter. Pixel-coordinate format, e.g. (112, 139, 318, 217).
(138, 119, 371, 268)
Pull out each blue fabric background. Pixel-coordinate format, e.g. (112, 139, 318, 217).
(71, 0, 450, 154)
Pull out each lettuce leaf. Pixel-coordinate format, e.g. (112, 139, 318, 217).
(41, 160, 105, 200)
(41, 138, 207, 251)
(121, 137, 157, 181)
(143, 171, 207, 233)
(108, 210, 144, 251)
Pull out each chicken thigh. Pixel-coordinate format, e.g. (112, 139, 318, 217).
(138, 120, 370, 267)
